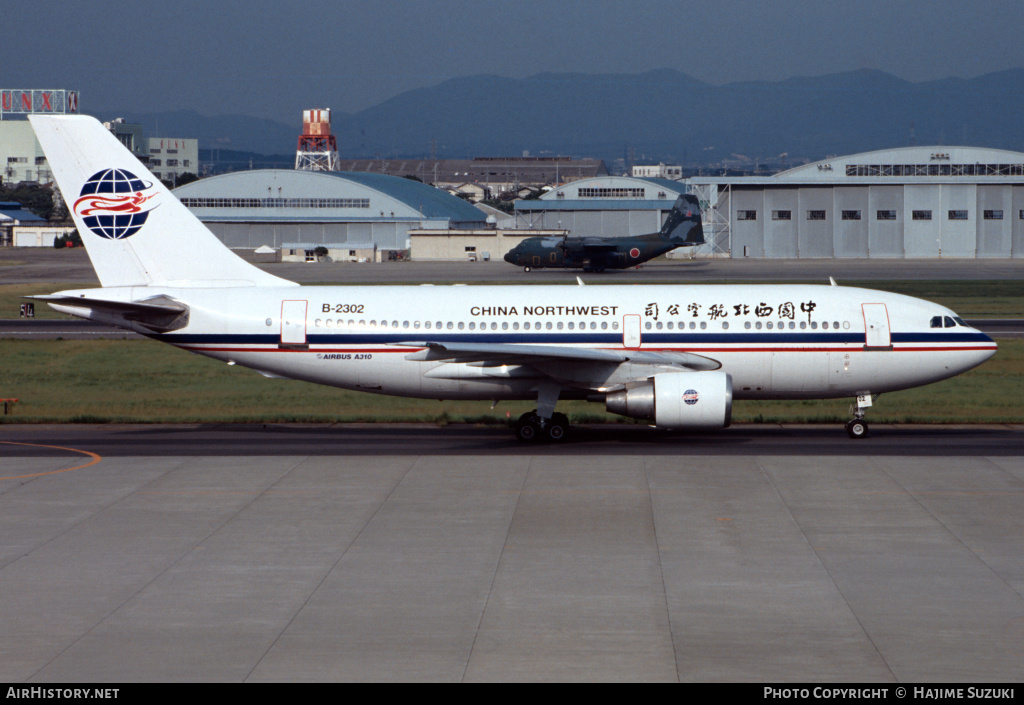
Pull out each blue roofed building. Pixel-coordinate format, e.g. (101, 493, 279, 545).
(1, 201, 74, 247)
(174, 169, 488, 251)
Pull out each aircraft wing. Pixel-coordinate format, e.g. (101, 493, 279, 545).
(578, 239, 620, 250)
(395, 341, 721, 371)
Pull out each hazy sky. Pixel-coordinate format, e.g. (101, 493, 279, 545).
(5, 0, 1024, 122)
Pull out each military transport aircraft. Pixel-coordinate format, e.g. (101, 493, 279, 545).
(503, 194, 704, 272)
(29, 115, 997, 441)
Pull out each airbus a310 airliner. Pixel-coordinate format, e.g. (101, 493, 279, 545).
(28, 115, 997, 441)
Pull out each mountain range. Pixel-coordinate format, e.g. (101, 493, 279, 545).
(111, 68, 1024, 167)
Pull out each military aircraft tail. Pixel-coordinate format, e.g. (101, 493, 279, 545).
(29, 115, 295, 289)
(660, 194, 704, 246)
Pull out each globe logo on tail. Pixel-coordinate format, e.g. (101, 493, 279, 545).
(73, 169, 158, 240)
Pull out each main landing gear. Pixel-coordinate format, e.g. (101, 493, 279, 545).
(515, 382, 568, 443)
(845, 394, 874, 439)
(516, 411, 570, 443)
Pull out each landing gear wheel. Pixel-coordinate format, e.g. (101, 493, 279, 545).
(515, 411, 570, 443)
(523, 266, 532, 273)
(516, 416, 540, 442)
(846, 419, 869, 439)
(546, 413, 569, 442)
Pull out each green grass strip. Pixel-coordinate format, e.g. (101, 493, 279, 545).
(0, 337, 1019, 424)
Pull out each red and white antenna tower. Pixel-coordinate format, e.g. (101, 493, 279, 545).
(295, 109, 338, 171)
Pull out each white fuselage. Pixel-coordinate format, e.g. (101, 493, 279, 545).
(69, 283, 996, 404)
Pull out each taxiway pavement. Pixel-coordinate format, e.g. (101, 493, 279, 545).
(1, 424, 1022, 682)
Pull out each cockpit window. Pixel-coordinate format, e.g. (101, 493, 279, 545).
(944, 316, 956, 328)
(953, 317, 966, 327)
(930, 316, 943, 328)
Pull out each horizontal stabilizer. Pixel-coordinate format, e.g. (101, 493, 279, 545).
(28, 294, 189, 332)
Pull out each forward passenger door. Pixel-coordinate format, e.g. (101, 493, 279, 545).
(862, 303, 891, 349)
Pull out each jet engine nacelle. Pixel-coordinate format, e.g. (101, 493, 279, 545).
(605, 371, 732, 429)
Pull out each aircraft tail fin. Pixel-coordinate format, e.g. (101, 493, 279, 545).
(660, 194, 704, 246)
(29, 115, 295, 288)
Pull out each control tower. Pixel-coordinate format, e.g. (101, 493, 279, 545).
(295, 109, 338, 171)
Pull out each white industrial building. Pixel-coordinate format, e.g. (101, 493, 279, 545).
(147, 137, 199, 184)
(632, 164, 682, 180)
(1, 90, 80, 185)
(174, 169, 488, 251)
(408, 227, 562, 262)
(1, 120, 51, 185)
(691, 146, 1024, 258)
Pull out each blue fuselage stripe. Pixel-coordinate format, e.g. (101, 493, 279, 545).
(155, 331, 994, 345)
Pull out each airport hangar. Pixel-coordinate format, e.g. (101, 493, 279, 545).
(172, 146, 1024, 260)
(690, 145, 1024, 258)
(172, 168, 490, 253)
(512, 175, 692, 239)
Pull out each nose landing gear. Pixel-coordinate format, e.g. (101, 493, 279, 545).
(845, 394, 874, 439)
